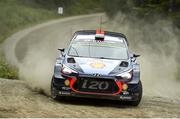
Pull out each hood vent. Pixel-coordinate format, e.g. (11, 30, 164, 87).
(120, 61, 128, 67)
(67, 58, 76, 63)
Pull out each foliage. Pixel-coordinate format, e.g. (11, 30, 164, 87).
(103, 0, 180, 24)
(0, 53, 18, 79)
(0, 0, 60, 44)
(65, 0, 103, 15)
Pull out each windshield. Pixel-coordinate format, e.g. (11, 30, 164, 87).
(68, 41, 128, 60)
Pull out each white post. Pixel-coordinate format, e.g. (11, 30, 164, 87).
(58, 7, 63, 15)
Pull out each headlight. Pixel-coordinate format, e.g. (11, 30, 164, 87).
(117, 69, 133, 80)
(61, 65, 77, 74)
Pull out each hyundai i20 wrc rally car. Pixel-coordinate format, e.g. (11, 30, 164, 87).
(51, 30, 142, 106)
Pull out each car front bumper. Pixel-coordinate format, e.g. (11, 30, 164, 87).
(52, 76, 141, 101)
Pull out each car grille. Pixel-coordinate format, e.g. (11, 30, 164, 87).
(73, 77, 119, 94)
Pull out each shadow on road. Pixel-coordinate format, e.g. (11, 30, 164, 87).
(53, 97, 137, 108)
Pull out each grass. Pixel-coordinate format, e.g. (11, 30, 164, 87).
(0, 0, 60, 44)
(0, 52, 18, 79)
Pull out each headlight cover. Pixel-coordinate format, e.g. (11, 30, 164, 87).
(61, 65, 77, 74)
(116, 69, 133, 80)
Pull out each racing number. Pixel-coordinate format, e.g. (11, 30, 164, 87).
(82, 80, 109, 90)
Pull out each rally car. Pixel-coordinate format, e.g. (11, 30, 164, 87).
(51, 30, 142, 106)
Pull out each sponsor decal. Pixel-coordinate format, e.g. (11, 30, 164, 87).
(122, 91, 129, 95)
(81, 79, 109, 90)
(62, 87, 71, 90)
(93, 73, 101, 77)
(90, 62, 106, 69)
(119, 96, 132, 100)
(59, 91, 71, 95)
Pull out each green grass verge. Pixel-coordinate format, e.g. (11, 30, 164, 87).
(0, 52, 18, 79)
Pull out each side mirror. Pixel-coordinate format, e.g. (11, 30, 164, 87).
(130, 53, 140, 62)
(58, 48, 65, 57)
(58, 48, 65, 52)
(133, 54, 140, 58)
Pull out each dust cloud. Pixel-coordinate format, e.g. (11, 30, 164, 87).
(18, 48, 53, 94)
(16, 15, 101, 95)
(104, 12, 180, 99)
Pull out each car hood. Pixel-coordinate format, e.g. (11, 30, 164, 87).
(68, 57, 130, 75)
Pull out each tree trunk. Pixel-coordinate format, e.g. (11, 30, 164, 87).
(169, 0, 176, 12)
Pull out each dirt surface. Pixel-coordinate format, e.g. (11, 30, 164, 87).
(0, 78, 180, 118)
(1, 14, 180, 118)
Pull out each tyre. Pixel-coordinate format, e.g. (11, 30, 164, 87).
(51, 77, 61, 100)
(129, 80, 143, 106)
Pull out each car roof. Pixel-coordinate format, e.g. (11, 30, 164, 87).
(72, 30, 129, 45)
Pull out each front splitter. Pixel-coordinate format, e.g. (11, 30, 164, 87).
(58, 91, 138, 101)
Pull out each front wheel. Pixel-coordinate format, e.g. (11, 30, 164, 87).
(129, 80, 143, 106)
(51, 77, 61, 100)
